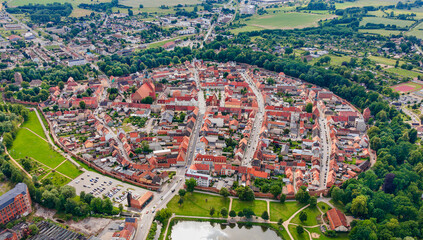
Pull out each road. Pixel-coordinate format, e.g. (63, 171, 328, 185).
(240, 72, 265, 167)
(317, 102, 331, 190)
(134, 63, 206, 240)
(402, 106, 420, 124)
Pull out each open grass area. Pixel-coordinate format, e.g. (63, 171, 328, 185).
(44, 171, 71, 186)
(335, 0, 402, 9)
(407, 21, 423, 39)
(56, 161, 83, 179)
(231, 199, 267, 216)
(22, 111, 45, 138)
(387, 67, 423, 78)
(289, 224, 310, 240)
(309, 54, 351, 66)
(358, 28, 403, 36)
(230, 25, 265, 34)
(317, 202, 331, 214)
(241, 12, 335, 30)
(369, 55, 405, 66)
(120, 0, 201, 8)
(270, 201, 305, 222)
(329, 200, 346, 213)
(167, 192, 230, 217)
(292, 206, 322, 226)
(360, 17, 415, 28)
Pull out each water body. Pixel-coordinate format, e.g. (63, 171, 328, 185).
(170, 221, 281, 240)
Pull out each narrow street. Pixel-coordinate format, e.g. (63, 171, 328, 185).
(240, 72, 265, 167)
(317, 103, 331, 190)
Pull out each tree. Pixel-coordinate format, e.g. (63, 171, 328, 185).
(210, 207, 215, 216)
(219, 187, 230, 197)
(278, 218, 283, 225)
(305, 103, 313, 113)
(243, 208, 255, 218)
(185, 178, 197, 192)
(280, 194, 286, 203)
(221, 207, 228, 217)
(299, 211, 308, 222)
(79, 101, 86, 109)
(296, 225, 304, 234)
(28, 224, 39, 235)
(295, 186, 310, 204)
(155, 208, 172, 224)
(235, 186, 255, 201)
(261, 211, 269, 220)
(178, 189, 186, 197)
(229, 210, 236, 218)
(21, 158, 32, 171)
(351, 195, 368, 217)
(178, 197, 184, 206)
(349, 219, 377, 240)
(238, 211, 244, 217)
(331, 186, 344, 203)
(309, 196, 317, 208)
(270, 185, 282, 199)
(119, 203, 123, 213)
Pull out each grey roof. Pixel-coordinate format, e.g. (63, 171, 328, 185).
(0, 183, 27, 211)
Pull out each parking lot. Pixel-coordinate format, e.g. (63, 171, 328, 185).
(68, 171, 150, 207)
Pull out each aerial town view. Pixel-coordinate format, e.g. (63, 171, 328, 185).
(1, 0, 423, 239)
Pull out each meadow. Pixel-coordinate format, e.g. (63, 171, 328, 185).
(335, 0, 402, 9)
(360, 17, 415, 28)
(167, 192, 230, 217)
(406, 21, 423, 39)
(120, 0, 201, 8)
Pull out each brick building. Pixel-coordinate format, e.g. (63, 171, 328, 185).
(0, 183, 32, 225)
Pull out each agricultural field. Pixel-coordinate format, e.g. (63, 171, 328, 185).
(387, 67, 423, 78)
(335, 0, 402, 9)
(407, 21, 423, 39)
(358, 29, 403, 36)
(390, 81, 423, 93)
(240, 12, 336, 30)
(120, 0, 201, 8)
(369, 55, 405, 67)
(360, 17, 415, 28)
(167, 192, 230, 217)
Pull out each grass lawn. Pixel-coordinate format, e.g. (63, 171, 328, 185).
(270, 201, 305, 222)
(22, 111, 45, 139)
(358, 29, 403, 36)
(329, 200, 346, 213)
(230, 25, 265, 34)
(44, 171, 71, 186)
(167, 192, 230, 217)
(242, 12, 335, 30)
(56, 161, 83, 179)
(317, 202, 331, 214)
(407, 21, 423, 39)
(369, 55, 405, 67)
(291, 206, 322, 226)
(307, 226, 349, 240)
(231, 199, 267, 216)
(289, 224, 310, 240)
(10, 128, 65, 169)
(360, 17, 415, 28)
(309, 54, 351, 66)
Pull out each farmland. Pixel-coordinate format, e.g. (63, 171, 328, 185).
(407, 21, 423, 39)
(360, 17, 415, 28)
(240, 12, 336, 30)
(120, 0, 201, 8)
(335, 0, 402, 9)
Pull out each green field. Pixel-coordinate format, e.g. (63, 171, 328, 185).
(241, 12, 335, 30)
(289, 225, 309, 240)
(329, 200, 346, 213)
(44, 171, 71, 186)
(407, 21, 423, 39)
(22, 111, 45, 138)
(167, 192, 230, 217)
(360, 17, 415, 28)
(291, 206, 322, 226)
(317, 202, 331, 214)
(309, 54, 351, 66)
(358, 29, 403, 36)
(336, 0, 402, 9)
(387, 67, 423, 78)
(369, 55, 405, 66)
(230, 199, 267, 216)
(120, 0, 201, 8)
(269, 201, 306, 222)
(56, 161, 83, 179)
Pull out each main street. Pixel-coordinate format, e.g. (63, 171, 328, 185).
(134, 64, 206, 240)
(317, 102, 331, 190)
(240, 71, 265, 167)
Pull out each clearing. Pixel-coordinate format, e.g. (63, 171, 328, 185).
(167, 192, 230, 217)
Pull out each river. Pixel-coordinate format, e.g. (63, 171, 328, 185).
(170, 221, 281, 240)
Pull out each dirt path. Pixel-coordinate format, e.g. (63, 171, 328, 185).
(4, 147, 31, 178)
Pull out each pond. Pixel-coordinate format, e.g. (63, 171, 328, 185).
(170, 221, 282, 240)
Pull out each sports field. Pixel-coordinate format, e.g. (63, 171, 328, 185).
(391, 82, 423, 93)
(242, 12, 336, 30)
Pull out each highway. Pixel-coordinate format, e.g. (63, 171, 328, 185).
(240, 72, 265, 167)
